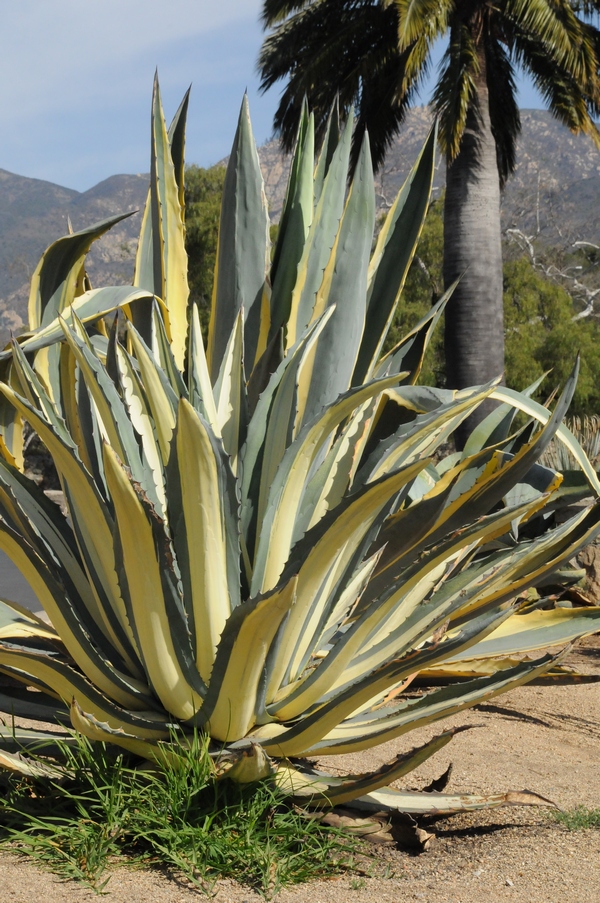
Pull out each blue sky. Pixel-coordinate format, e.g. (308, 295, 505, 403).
(0, 1, 543, 192)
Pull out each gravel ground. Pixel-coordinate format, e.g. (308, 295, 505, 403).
(1, 637, 599, 902)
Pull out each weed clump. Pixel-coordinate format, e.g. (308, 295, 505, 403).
(553, 806, 600, 831)
(0, 732, 356, 896)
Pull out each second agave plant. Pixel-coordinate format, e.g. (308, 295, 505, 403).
(0, 78, 599, 814)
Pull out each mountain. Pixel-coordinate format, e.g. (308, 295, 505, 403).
(0, 171, 148, 343)
(1, 107, 600, 344)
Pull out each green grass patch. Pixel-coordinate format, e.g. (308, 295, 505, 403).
(0, 732, 358, 896)
(553, 806, 600, 831)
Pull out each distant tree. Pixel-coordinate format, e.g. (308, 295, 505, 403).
(184, 165, 226, 334)
(503, 256, 600, 415)
(505, 229, 600, 321)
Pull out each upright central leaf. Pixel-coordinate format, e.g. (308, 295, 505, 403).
(207, 95, 270, 381)
(171, 399, 240, 683)
(134, 75, 190, 368)
(298, 132, 376, 427)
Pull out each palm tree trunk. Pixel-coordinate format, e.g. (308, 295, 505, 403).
(443, 50, 504, 446)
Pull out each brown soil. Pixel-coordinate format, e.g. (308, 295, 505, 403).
(1, 637, 600, 902)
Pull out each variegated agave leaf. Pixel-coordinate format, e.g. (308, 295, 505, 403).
(0, 81, 599, 816)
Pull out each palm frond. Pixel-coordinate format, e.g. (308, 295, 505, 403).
(485, 35, 520, 185)
(262, 0, 322, 27)
(258, 0, 429, 171)
(393, 0, 452, 51)
(433, 24, 479, 162)
(512, 25, 600, 149)
(506, 0, 600, 91)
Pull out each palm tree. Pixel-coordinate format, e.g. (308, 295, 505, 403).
(258, 0, 600, 437)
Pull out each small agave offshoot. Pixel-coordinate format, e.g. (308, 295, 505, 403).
(0, 77, 598, 817)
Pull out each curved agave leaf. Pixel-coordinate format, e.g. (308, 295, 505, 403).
(374, 286, 451, 384)
(9, 338, 69, 438)
(0, 525, 151, 711)
(70, 698, 162, 758)
(268, 460, 430, 704)
(213, 312, 247, 471)
(448, 606, 600, 661)
(277, 725, 469, 804)
(152, 304, 188, 398)
(294, 393, 387, 538)
(489, 384, 600, 495)
(452, 502, 600, 624)
(244, 309, 335, 554)
(133, 83, 190, 316)
(0, 383, 140, 663)
(240, 309, 336, 568)
(127, 324, 177, 465)
(0, 378, 24, 472)
(28, 212, 135, 331)
(115, 344, 167, 516)
(416, 659, 600, 684)
(0, 725, 77, 756)
(359, 381, 499, 483)
(354, 122, 437, 384)
(58, 338, 94, 473)
(251, 373, 408, 595)
(0, 644, 171, 737)
(269, 107, 314, 341)
(258, 605, 515, 758)
(401, 364, 581, 555)
(0, 598, 57, 641)
(3, 286, 156, 362)
(60, 321, 160, 508)
(462, 371, 550, 456)
(313, 99, 340, 209)
(198, 576, 297, 741)
(353, 787, 556, 816)
(103, 444, 204, 720)
(286, 110, 354, 348)
(187, 302, 219, 432)
(0, 452, 125, 651)
(167, 86, 190, 210)
(168, 399, 240, 683)
(282, 653, 563, 757)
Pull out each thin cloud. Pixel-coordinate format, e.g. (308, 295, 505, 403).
(0, 0, 259, 116)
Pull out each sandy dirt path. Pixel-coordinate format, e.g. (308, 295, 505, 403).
(1, 637, 599, 902)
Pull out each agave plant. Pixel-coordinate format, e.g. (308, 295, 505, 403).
(0, 78, 599, 815)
